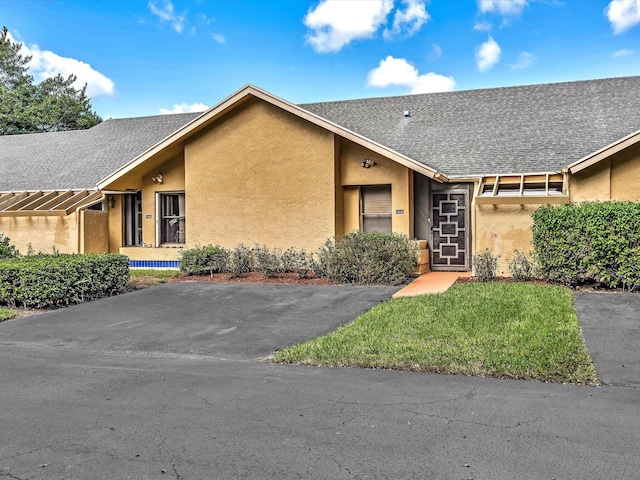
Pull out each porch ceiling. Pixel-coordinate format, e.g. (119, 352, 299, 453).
(0, 189, 103, 216)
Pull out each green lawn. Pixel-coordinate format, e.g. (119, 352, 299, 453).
(0, 307, 16, 321)
(274, 282, 599, 385)
(128, 269, 180, 289)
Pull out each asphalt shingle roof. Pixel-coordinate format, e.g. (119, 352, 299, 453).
(1, 76, 639, 191)
(0, 112, 201, 191)
(301, 75, 640, 177)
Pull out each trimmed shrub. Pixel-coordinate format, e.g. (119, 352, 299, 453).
(0, 234, 19, 260)
(531, 202, 640, 290)
(180, 245, 229, 276)
(0, 254, 130, 308)
(320, 232, 419, 285)
(508, 250, 534, 282)
(253, 244, 283, 278)
(228, 244, 254, 278)
(472, 249, 499, 282)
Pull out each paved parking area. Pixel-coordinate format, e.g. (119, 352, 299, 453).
(574, 292, 640, 388)
(0, 284, 638, 480)
(0, 282, 399, 359)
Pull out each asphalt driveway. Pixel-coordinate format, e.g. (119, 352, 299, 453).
(0, 284, 639, 480)
(574, 291, 640, 388)
(0, 282, 400, 359)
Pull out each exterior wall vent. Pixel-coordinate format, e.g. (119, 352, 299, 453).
(403, 110, 411, 117)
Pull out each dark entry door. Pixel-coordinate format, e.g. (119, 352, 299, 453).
(430, 190, 469, 271)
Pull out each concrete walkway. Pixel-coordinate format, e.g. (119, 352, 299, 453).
(393, 271, 472, 297)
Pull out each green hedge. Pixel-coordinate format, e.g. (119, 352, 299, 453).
(531, 202, 640, 290)
(0, 254, 130, 308)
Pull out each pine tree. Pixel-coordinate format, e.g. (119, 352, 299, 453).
(0, 26, 102, 135)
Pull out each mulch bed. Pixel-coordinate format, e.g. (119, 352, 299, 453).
(172, 271, 338, 285)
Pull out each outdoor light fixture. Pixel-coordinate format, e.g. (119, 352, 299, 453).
(152, 173, 164, 184)
(107, 196, 115, 208)
(361, 158, 376, 168)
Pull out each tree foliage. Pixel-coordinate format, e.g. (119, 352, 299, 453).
(0, 26, 102, 135)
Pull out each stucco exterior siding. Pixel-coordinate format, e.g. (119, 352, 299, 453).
(80, 210, 109, 254)
(184, 99, 337, 252)
(141, 154, 186, 247)
(340, 139, 412, 237)
(473, 204, 538, 276)
(611, 144, 640, 201)
(0, 213, 79, 254)
(107, 195, 124, 253)
(570, 159, 612, 202)
(570, 143, 640, 202)
(120, 246, 182, 261)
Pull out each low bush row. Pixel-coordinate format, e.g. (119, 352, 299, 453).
(179, 232, 420, 285)
(0, 253, 130, 308)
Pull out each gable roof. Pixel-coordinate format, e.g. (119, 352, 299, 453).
(2, 76, 640, 192)
(97, 84, 444, 190)
(0, 112, 200, 191)
(301, 76, 640, 177)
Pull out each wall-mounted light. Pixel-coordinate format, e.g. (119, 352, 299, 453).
(361, 158, 376, 168)
(107, 196, 115, 209)
(152, 173, 164, 184)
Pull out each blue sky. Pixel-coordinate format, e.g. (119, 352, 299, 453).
(2, 0, 639, 118)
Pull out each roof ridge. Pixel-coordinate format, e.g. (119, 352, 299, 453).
(298, 74, 640, 107)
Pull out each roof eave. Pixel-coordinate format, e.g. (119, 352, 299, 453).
(568, 129, 640, 174)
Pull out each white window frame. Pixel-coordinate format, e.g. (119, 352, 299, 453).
(155, 191, 185, 246)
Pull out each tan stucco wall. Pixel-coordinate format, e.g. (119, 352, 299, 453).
(474, 203, 538, 276)
(0, 213, 79, 254)
(140, 153, 185, 247)
(611, 144, 640, 201)
(570, 159, 612, 202)
(570, 143, 640, 202)
(107, 195, 124, 253)
(184, 99, 336, 252)
(119, 246, 183, 261)
(343, 186, 360, 234)
(340, 139, 412, 236)
(80, 210, 109, 253)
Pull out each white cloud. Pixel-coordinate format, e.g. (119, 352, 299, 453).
(149, 0, 185, 33)
(613, 48, 633, 57)
(366, 56, 456, 94)
(478, 0, 528, 16)
(8, 32, 115, 97)
(212, 33, 226, 44)
(383, 0, 430, 40)
(476, 36, 501, 72)
(606, 0, 640, 34)
(304, 0, 393, 53)
(160, 102, 208, 115)
(473, 21, 492, 31)
(512, 51, 536, 69)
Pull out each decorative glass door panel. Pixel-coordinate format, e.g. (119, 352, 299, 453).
(430, 190, 469, 270)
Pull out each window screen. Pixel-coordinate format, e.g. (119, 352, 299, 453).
(361, 185, 392, 234)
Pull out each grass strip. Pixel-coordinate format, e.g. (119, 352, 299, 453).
(0, 307, 17, 321)
(128, 268, 180, 289)
(274, 282, 598, 385)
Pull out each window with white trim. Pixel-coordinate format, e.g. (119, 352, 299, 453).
(159, 192, 185, 244)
